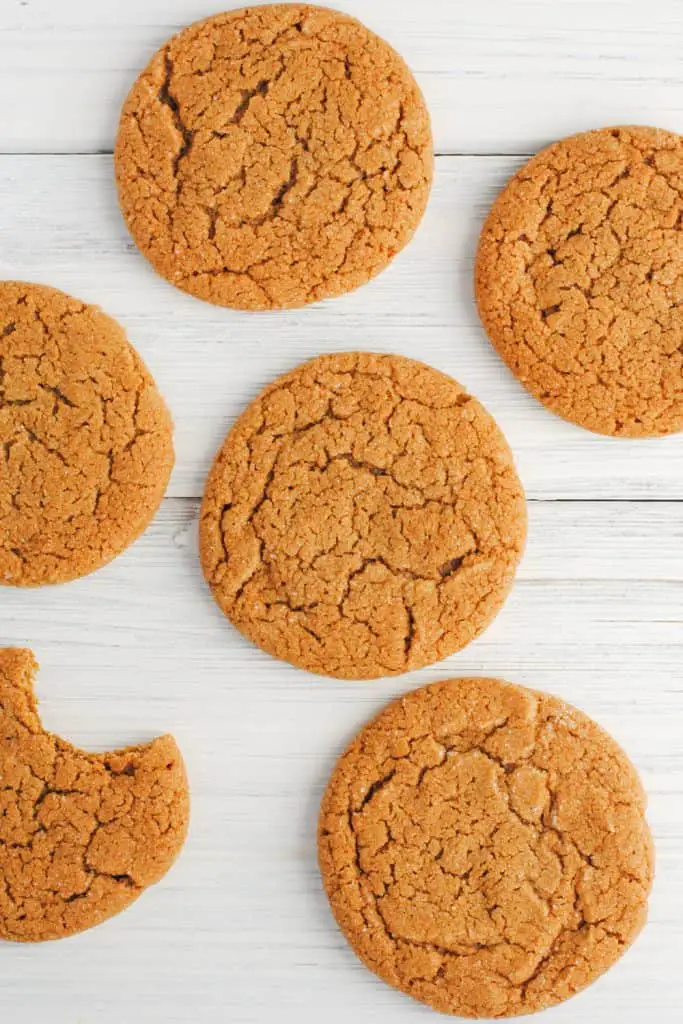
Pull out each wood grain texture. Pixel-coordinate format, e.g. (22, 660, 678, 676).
(1, 1, 682, 1021)
(1, 499, 681, 1023)
(4, 0, 683, 155)
(0, 153, 681, 500)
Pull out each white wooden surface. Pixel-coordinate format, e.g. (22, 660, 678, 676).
(1, 2, 682, 1022)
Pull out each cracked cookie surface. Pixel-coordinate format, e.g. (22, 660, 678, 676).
(475, 125, 683, 436)
(319, 677, 653, 1017)
(114, 4, 433, 310)
(0, 282, 174, 586)
(0, 648, 189, 942)
(200, 352, 526, 680)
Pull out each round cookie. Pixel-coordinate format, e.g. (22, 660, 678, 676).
(319, 677, 654, 1018)
(475, 125, 683, 437)
(0, 648, 189, 942)
(200, 352, 526, 680)
(0, 282, 174, 586)
(114, 4, 433, 310)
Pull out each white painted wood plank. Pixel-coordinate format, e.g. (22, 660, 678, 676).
(0, 498, 681, 1023)
(4, 0, 683, 155)
(0, 153, 681, 501)
(2, 3, 682, 1020)
(6, 497, 682, 693)
(4, 499, 682, 698)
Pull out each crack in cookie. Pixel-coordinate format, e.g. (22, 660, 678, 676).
(200, 353, 526, 679)
(114, 4, 433, 310)
(0, 649, 189, 942)
(319, 677, 653, 1017)
(476, 125, 683, 437)
(0, 281, 174, 586)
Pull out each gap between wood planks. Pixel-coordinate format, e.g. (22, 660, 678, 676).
(3, 148, 680, 505)
(0, 149, 537, 158)
(165, 496, 681, 503)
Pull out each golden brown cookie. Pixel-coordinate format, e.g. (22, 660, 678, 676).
(200, 353, 526, 680)
(114, 4, 433, 310)
(0, 649, 189, 942)
(319, 677, 654, 1018)
(475, 125, 683, 437)
(0, 281, 174, 586)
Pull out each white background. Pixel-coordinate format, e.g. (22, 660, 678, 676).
(1, 1, 682, 1021)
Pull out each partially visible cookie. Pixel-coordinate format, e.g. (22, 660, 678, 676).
(475, 125, 683, 436)
(200, 352, 526, 680)
(319, 677, 654, 1018)
(115, 4, 433, 310)
(0, 282, 174, 586)
(0, 648, 189, 942)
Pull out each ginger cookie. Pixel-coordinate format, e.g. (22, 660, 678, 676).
(475, 125, 683, 437)
(200, 353, 526, 680)
(0, 648, 189, 942)
(0, 281, 174, 586)
(319, 677, 654, 1018)
(114, 4, 433, 310)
